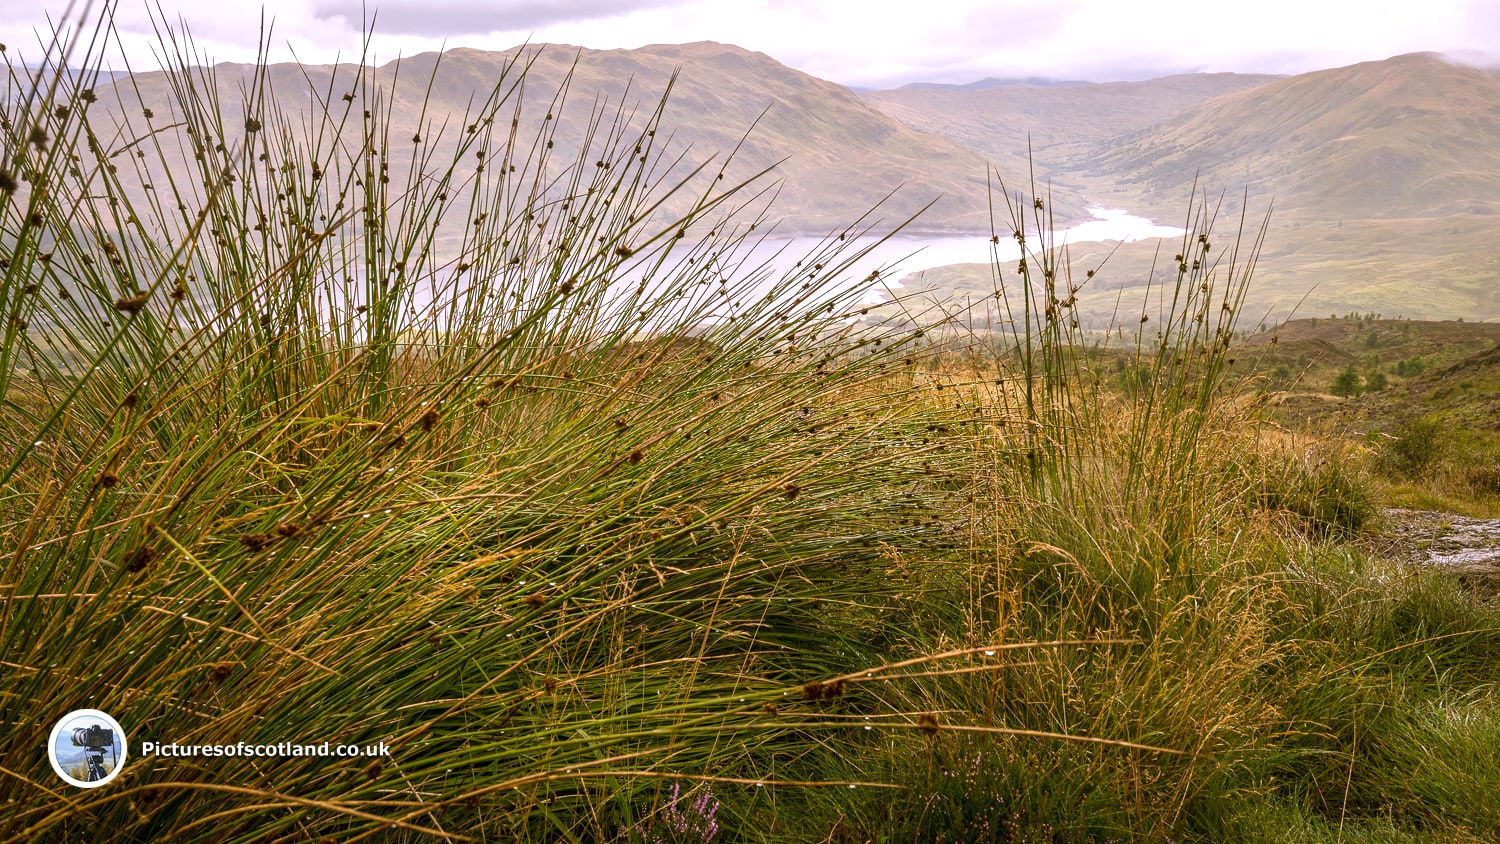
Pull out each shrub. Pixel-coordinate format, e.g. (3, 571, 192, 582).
(1394, 356, 1428, 377)
(1380, 415, 1446, 477)
(1465, 465, 1500, 495)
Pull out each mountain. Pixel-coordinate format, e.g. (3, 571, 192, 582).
(863, 72, 1282, 159)
(83, 42, 1021, 236)
(860, 72, 1282, 219)
(1048, 53, 1500, 321)
(49, 45, 1500, 320)
(862, 54, 1500, 322)
(1078, 53, 1500, 222)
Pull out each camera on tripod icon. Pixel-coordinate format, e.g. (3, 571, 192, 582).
(70, 724, 118, 781)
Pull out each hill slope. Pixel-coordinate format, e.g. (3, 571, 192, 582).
(1079, 53, 1500, 223)
(63, 47, 1500, 320)
(863, 72, 1282, 163)
(86, 41, 1010, 237)
(861, 72, 1281, 221)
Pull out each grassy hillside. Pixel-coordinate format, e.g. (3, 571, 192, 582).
(82, 41, 1001, 239)
(1231, 316, 1500, 434)
(1055, 54, 1500, 320)
(1231, 317, 1500, 514)
(862, 72, 1281, 221)
(866, 54, 1500, 321)
(1077, 53, 1500, 222)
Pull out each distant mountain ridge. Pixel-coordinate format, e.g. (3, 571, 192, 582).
(860, 71, 1284, 219)
(85, 40, 1008, 236)
(1077, 52, 1500, 222)
(63, 44, 1500, 319)
(895, 77, 1092, 91)
(862, 71, 1286, 153)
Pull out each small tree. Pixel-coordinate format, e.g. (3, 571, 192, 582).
(1366, 371, 1389, 392)
(1331, 365, 1363, 397)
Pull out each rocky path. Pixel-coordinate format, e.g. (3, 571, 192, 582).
(1382, 508, 1500, 576)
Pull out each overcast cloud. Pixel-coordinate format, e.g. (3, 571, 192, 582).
(7, 0, 1500, 88)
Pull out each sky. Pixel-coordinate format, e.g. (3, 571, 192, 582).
(8, 0, 1500, 89)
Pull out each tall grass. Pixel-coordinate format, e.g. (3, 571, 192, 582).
(830, 177, 1500, 842)
(822, 180, 1292, 840)
(0, 9, 1003, 840)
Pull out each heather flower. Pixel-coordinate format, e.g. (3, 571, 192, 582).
(631, 782, 720, 843)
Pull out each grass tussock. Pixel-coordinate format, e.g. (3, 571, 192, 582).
(5, 9, 1500, 844)
(0, 11, 962, 840)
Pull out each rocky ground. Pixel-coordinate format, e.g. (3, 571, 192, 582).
(1379, 508, 1500, 578)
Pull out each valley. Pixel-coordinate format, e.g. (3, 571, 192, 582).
(63, 43, 1500, 322)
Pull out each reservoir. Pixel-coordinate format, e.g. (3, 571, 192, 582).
(730, 207, 1187, 304)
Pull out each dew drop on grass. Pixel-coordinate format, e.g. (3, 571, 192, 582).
(984, 650, 995, 656)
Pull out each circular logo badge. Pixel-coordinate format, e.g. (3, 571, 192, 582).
(48, 709, 128, 788)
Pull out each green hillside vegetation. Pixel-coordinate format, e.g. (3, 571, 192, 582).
(1231, 317, 1500, 515)
(7, 12, 1500, 843)
(1238, 316, 1500, 397)
(1068, 54, 1500, 322)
